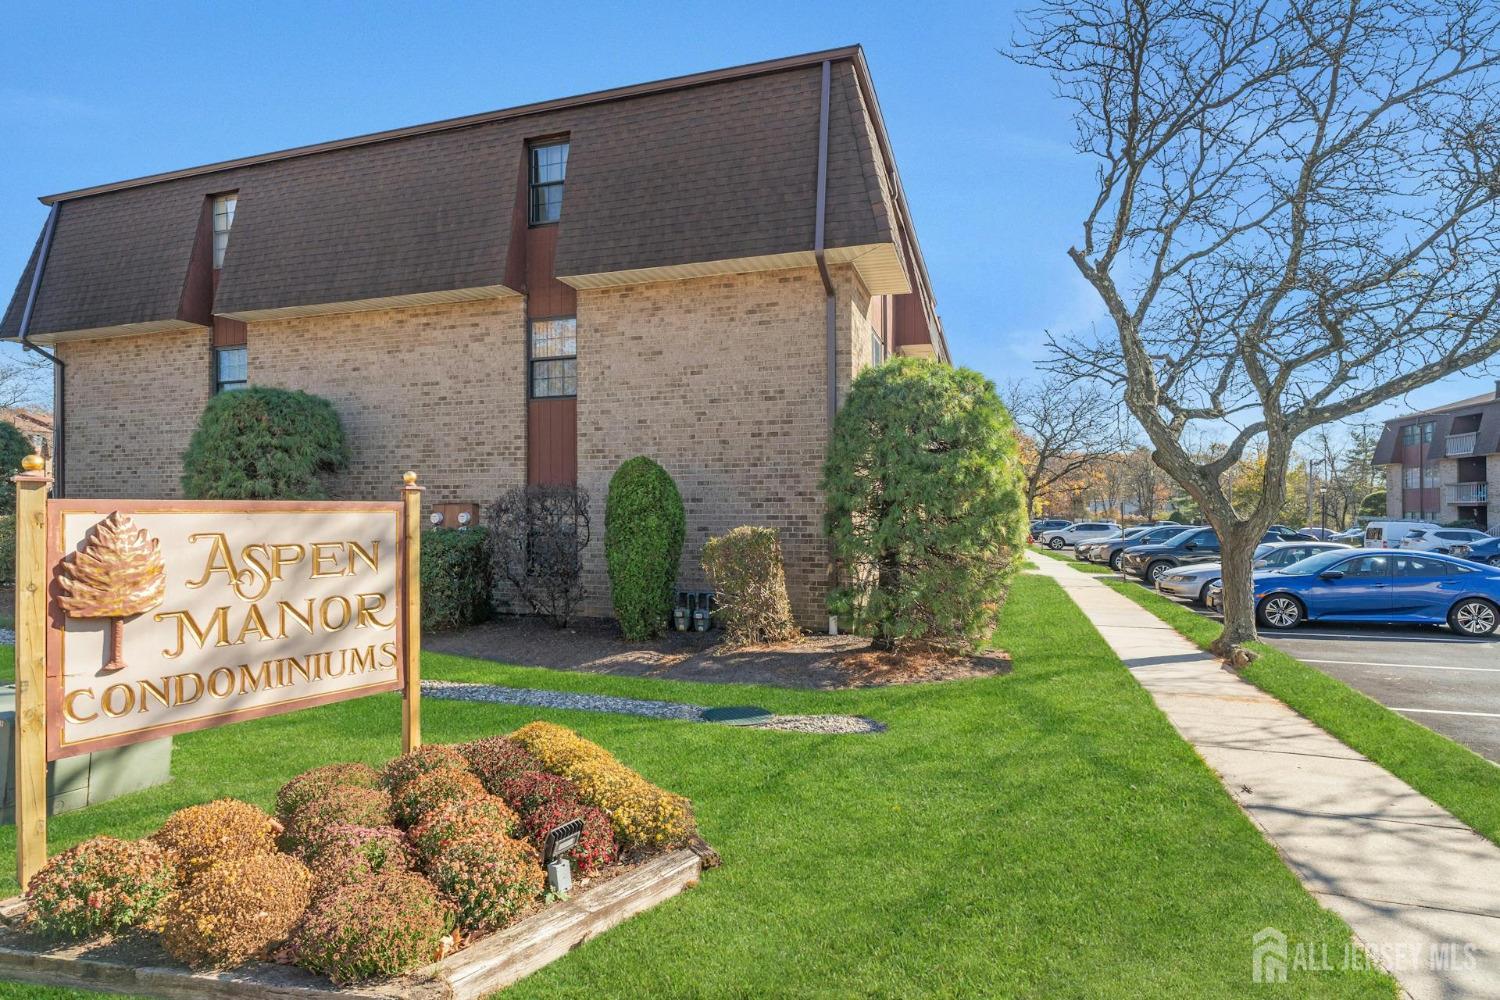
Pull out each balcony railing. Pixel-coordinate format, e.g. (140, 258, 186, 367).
(1444, 481, 1489, 504)
(1446, 431, 1478, 456)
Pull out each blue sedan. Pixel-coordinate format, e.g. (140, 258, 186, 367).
(1253, 549, 1500, 637)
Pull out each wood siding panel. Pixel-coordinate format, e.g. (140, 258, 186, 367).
(528, 398, 577, 485)
(175, 198, 215, 326)
(525, 224, 576, 318)
(210, 317, 246, 347)
(890, 292, 928, 348)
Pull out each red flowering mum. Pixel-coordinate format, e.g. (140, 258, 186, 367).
(496, 771, 580, 816)
(391, 768, 486, 829)
(282, 785, 393, 857)
(292, 870, 454, 985)
(408, 795, 519, 865)
(305, 824, 411, 896)
(425, 831, 544, 931)
(458, 736, 542, 794)
(516, 800, 618, 876)
(381, 745, 470, 794)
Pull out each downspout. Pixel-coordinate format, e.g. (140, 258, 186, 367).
(813, 59, 836, 434)
(17, 204, 64, 497)
(813, 59, 839, 635)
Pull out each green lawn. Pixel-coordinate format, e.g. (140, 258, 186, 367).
(1099, 576, 1500, 847)
(0, 573, 1395, 998)
(1031, 543, 1117, 573)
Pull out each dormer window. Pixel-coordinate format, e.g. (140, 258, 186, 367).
(212, 193, 238, 268)
(528, 141, 568, 225)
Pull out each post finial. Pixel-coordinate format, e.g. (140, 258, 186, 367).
(403, 471, 418, 486)
(21, 454, 44, 473)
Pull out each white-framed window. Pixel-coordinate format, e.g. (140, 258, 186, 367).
(212, 193, 238, 269)
(1403, 467, 1420, 489)
(214, 346, 247, 392)
(529, 317, 576, 397)
(871, 330, 885, 366)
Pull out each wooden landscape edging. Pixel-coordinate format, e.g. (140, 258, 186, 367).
(0, 848, 704, 999)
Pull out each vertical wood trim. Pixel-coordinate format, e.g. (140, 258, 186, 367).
(401, 472, 423, 753)
(13, 460, 51, 890)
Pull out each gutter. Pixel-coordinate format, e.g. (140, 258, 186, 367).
(16, 204, 64, 497)
(814, 59, 836, 434)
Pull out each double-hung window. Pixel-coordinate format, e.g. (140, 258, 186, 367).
(212, 193, 237, 269)
(529, 141, 569, 225)
(214, 346, 248, 392)
(530, 318, 576, 397)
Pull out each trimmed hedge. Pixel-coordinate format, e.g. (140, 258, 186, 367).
(181, 386, 350, 500)
(701, 526, 800, 646)
(509, 721, 695, 849)
(421, 527, 493, 630)
(604, 457, 685, 639)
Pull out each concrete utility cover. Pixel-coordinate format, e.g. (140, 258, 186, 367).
(702, 706, 774, 726)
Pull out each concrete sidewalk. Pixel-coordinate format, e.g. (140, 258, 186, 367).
(1029, 555, 1500, 1000)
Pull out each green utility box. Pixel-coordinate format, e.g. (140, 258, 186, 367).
(0, 685, 172, 823)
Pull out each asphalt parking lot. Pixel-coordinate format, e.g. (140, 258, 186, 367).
(1148, 583, 1500, 763)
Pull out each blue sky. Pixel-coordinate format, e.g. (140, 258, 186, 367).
(0, 0, 1481, 427)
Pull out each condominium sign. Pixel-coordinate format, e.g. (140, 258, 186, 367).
(45, 500, 408, 759)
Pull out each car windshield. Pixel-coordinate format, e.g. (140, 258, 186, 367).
(1160, 529, 1197, 544)
(1277, 549, 1354, 576)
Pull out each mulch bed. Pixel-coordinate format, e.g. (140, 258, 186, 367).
(427, 617, 1011, 690)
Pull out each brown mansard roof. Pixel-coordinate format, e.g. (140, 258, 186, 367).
(1, 46, 943, 356)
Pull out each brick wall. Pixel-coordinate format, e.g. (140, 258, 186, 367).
(576, 266, 858, 626)
(245, 297, 528, 506)
(59, 327, 211, 498)
(55, 266, 873, 627)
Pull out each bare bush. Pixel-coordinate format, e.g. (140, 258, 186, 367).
(701, 526, 800, 647)
(487, 486, 591, 628)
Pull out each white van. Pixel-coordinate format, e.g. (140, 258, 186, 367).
(1363, 520, 1443, 548)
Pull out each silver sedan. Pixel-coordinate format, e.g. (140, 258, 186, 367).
(1156, 541, 1348, 605)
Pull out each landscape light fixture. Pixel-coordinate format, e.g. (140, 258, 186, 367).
(542, 818, 585, 894)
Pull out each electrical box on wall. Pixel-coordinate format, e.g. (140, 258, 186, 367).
(428, 502, 480, 529)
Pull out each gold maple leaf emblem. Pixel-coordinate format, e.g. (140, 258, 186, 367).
(58, 512, 166, 673)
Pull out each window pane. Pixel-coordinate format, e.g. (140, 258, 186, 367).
(531, 358, 576, 398)
(216, 347, 247, 391)
(530, 317, 576, 358)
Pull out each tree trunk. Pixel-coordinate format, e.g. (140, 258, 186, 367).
(103, 617, 126, 672)
(1211, 524, 1261, 657)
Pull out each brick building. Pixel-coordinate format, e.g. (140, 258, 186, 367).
(1372, 382, 1500, 529)
(1, 47, 947, 625)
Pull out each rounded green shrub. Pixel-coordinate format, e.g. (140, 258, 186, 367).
(382, 744, 471, 793)
(275, 762, 382, 822)
(0, 422, 32, 517)
(425, 831, 544, 931)
(181, 386, 350, 500)
(822, 357, 1027, 652)
(292, 870, 454, 985)
(421, 527, 493, 630)
(604, 456, 685, 639)
(24, 836, 175, 939)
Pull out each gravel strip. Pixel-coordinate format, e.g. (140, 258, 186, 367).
(0, 629, 13, 645)
(421, 680, 881, 734)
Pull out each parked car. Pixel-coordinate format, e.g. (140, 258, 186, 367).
(1038, 521, 1121, 550)
(1452, 536, 1500, 567)
(1091, 524, 1194, 571)
(1330, 527, 1365, 545)
(1122, 528, 1294, 583)
(1029, 519, 1071, 542)
(1298, 527, 1340, 541)
(1250, 549, 1500, 636)
(1157, 541, 1347, 604)
(1362, 520, 1444, 548)
(1077, 525, 1153, 562)
(1397, 527, 1492, 554)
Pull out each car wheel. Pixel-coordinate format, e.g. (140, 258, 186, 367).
(1049, 537, 1065, 550)
(1109, 551, 1123, 571)
(1257, 594, 1303, 630)
(1487, 556, 1500, 568)
(1198, 579, 1219, 605)
(1146, 561, 1170, 583)
(1448, 598, 1498, 637)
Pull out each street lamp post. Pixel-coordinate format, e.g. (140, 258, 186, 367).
(1319, 486, 1328, 535)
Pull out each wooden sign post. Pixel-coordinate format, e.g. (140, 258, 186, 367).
(11, 466, 423, 890)
(14, 455, 51, 891)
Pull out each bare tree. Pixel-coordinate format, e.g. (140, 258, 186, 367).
(1122, 446, 1169, 521)
(0, 351, 50, 413)
(1015, 0, 1500, 653)
(488, 486, 591, 627)
(1007, 375, 1130, 515)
